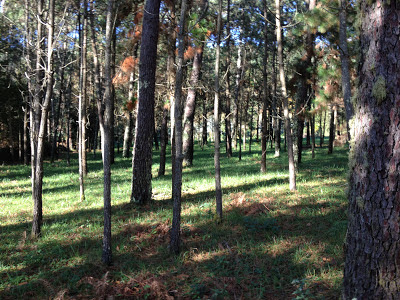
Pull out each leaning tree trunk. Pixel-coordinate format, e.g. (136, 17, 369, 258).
(343, 1, 400, 297)
(276, 0, 296, 191)
(170, 0, 187, 254)
(183, 44, 204, 166)
(130, 0, 161, 204)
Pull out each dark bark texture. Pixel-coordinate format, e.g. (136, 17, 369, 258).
(343, 1, 400, 298)
(130, 0, 161, 204)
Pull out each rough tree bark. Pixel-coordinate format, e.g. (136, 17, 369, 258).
(343, 1, 400, 297)
(276, 0, 296, 191)
(130, 0, 161, 204)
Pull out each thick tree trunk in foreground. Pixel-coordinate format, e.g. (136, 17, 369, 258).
(170, 0, 187, 254)
(343, 1, 400, 297)
(130, 0, 161, 204)
(276, 0, 296, 191)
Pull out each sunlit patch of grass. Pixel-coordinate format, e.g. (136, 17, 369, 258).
(0, 143, 348, 299)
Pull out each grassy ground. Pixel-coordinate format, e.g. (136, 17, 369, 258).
(0, 141, 348, 299)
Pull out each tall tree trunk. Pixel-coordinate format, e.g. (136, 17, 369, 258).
(260, 0, 268, 173)
(343, 1, 400, 296)
(24, 0, 31, 166)
(272, 48, 280, 157)
(130, 0, 161, 204)
(339, 0, 354, 141)
(101, 0, 114, 266)
(294, 0, 315, 166)
(214, 0, 223, 220)
(249, 103, 253, 154)
(89, 0, 103, 159)
(183, 44, 204, 166)
(224, 0, 232, 158)
(66, 82, 72, 166)
(170, 0, 187, 254)
(327, 106, 335, 154)
(31, 0, 55, 237)
(276, 0, 296, 191)
(233, 44, 242, 150)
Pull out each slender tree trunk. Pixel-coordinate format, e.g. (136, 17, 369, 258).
(311, 114, 315, 158)
(328, 106, 335, 154)
(233, 44, 242, 150)
(158, 103, 169, 176)
(23, 103, 29, 165)
(272, 48, 280, 157)
(51, 46, 66, 163)
(101, 0, 114, 266)
(214, 0, 223, 220)
(249, 103, 253, 154)
(82, 1, 88, 173)
(110, 28, 116, 164)
(123, 72, 135, 158)
(261, 0, 268, 172)
(320, 110, 326, 147)
(31, 0, 55, 237)
(224, 0, 232, 158)
(170, 0, 187, 254)
(183, 44, 204, 166)
(276, 0, 296, 191)
(339, 0, 354, 141)
(130, 0, 161, 204)
(343, 1, 400, 296)
(66, 82, 72, 166)
(202, 97, 207, 145)
(89, 0, 103, 160)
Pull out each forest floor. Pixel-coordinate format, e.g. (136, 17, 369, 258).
(0, 141, 348, 299)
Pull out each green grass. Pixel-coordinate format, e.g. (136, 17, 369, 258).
(0, 141, 348, 299)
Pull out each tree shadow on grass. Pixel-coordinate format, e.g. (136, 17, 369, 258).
(1, 191, 346, 299)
